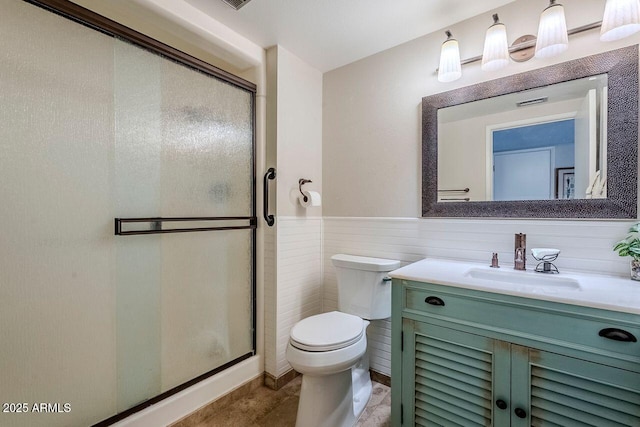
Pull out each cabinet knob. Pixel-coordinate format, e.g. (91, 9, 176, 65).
(495, 400, 507, 410)
(514, 408, 526, 419)
(425, 296, 445, 306)
(598, 328, 637, 342)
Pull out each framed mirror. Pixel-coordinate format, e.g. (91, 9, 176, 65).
(422, 45, 638, 218)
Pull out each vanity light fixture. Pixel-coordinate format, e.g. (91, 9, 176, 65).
(436, 0, 640, 82)
(482, 14, 510, 71)
(600, 0, 640, 41)
(535, 0, 569, 59)
(438, 31, 462, 82)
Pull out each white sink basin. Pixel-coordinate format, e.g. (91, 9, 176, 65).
(390, 258, 640, 314)
(464, 267, 581, 290)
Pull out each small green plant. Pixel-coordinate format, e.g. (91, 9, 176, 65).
(613, 223, 640, 261)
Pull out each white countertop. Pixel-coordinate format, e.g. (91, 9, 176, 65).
(389, 258, 640, 315)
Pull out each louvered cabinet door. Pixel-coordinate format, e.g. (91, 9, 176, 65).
(402, 319, 511, 426)
(511, 345, 640, 427)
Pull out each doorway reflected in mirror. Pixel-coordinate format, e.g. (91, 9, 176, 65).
(492, 120, 575, 201)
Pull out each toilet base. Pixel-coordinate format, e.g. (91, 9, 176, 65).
(295, 365, 372, 427)
(351, 365, 372, 419)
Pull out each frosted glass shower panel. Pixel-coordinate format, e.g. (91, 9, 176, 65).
(0, 2, 116, 426)
(160, 53, 253, 218)
(113, 38, 253, 219)
(161, 230, 253, 390)
(112, 39, 255, 411)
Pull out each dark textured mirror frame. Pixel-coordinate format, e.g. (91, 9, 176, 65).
(422, 45, 638, 219)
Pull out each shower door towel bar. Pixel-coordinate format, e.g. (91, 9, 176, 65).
(114, 216, 257, 236)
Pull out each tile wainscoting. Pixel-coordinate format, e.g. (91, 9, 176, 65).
(266, 217, 323, 381)
(323, 216, 634, 376)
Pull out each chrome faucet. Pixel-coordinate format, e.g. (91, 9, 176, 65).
(514, 233, 526, 270)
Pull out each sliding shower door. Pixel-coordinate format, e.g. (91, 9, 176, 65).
(112, 38, 255, 412)
(0, 1, 255, 426)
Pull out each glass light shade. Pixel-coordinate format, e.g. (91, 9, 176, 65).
(438, 33, 462, 83)
(535, 1, 569, 59)
(600, 0, 640, 41)
(482, 19, 509, 71)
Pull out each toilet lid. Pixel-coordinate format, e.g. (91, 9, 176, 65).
(290, 311, 365, 352)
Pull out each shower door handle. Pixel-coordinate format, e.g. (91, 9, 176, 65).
(263, 168, 276, 226)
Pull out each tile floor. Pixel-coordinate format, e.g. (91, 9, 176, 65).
(187, 376, 390, 427)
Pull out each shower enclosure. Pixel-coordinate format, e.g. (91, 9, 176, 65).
(0, 1, 256, 426)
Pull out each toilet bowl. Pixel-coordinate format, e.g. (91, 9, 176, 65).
(286, 254, 401, 427)
(286, 311, 371, 427)
(287, 311, 367, 375)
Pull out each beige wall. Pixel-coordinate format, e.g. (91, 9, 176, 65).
(264, 46, 324, 379)
(323, 0, 638, 217)
(268, 46, 323, 217)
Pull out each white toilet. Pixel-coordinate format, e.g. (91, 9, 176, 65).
(286, 254, 401, 427)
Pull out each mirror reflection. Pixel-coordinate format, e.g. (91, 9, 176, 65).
(437, 74, 608, 202)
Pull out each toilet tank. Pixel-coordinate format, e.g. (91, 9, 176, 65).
(331, 254, 401, 320)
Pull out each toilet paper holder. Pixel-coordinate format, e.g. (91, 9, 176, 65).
(298, 179, 312, 202)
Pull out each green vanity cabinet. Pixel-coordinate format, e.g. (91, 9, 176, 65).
(391, 279, 640, 427)
(401, 320, 510, 426)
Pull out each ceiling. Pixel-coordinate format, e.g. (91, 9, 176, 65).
(186, 0, 517, 72)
